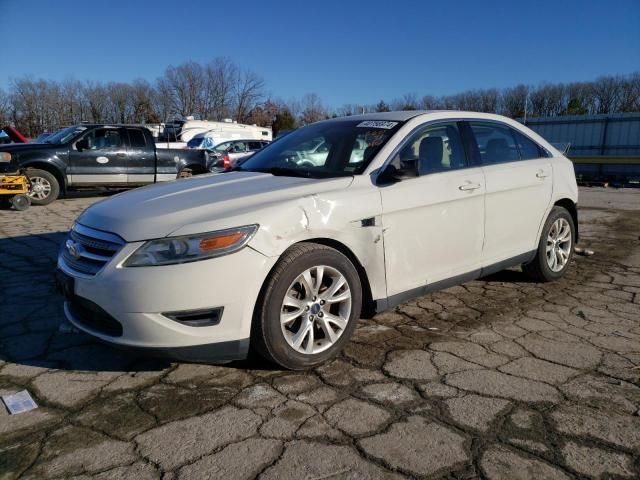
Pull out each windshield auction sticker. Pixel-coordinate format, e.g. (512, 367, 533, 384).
(357, 121, 398, 129)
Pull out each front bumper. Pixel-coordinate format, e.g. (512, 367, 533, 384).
(58, 242, 276, 361)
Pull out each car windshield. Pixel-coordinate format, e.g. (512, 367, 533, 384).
(238, 119, 403, 178)
(187, 136, 204, 148)
(45, 125, 87, 144)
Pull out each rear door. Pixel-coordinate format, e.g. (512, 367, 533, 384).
(125, 127, 155, 184)
(467, 121, 552, 266)
(68, 127, 127, 184)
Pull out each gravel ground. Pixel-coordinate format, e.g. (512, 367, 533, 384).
(0, 187, 639, 479)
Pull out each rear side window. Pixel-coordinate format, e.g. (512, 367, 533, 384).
(127, 129, 147, 148)
(247, 141, 262, 150)
(230, 142, 247, 152)
(469, 122, 519, 165)
(512, 129, 544, 160)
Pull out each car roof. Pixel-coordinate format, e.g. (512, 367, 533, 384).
(322, 110, 523, 124)
(326, 110, 443, 123)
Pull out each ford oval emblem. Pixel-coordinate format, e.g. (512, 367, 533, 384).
(65, 239, 82, 259)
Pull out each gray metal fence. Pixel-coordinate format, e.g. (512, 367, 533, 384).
(519, 113, 640, 157)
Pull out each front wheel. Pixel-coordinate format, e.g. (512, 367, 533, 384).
(26, 169, 60, 205)
(252, 243, 362, 370)
(523, 206, 575, 282)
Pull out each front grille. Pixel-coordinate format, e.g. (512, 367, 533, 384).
(60, 224, 124, 276)
(67, 295, 123, 337)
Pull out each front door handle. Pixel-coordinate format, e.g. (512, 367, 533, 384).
(458, 182, 481, 191)
(536, 170, 549, 178)
(116, 153, 127, 159)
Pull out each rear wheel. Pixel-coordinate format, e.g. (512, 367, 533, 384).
(26, 169, 59, 205)
(252, 243, 362, 370)
(523, 206, 575, 282)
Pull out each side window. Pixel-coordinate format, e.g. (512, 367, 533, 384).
(82, 129, 122, 150)
(469, 122, 519, 165)
(247, 141, 262, 151)
(231, 142, 247, 152)
(512, 129, 544, 160)
(391, 122, 467, 176)
(127, 129, 147, 148)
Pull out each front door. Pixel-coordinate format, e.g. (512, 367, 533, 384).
(379, 121, 485, 300)
(68, 127, 128, 184)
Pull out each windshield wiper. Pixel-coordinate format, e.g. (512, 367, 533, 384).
(246, 167, 314, 178)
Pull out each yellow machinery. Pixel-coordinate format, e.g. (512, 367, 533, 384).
(0, 171, 31, 211)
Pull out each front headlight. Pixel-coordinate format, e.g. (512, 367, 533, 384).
(123, 224, 258, 267)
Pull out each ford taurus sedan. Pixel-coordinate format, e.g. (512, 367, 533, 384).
(57, 111, 578, 370)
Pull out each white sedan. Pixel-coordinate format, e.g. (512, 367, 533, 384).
(57, 111, 578, 370)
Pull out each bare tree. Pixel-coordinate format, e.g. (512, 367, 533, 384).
(84, 81, 108, 122)
(233, 68, 265, 123)
(0, 88, 10, 125)
(299, 93, 326, 125)
(619, 72, 640, 112)
(162, 62, 204, 117)
(591, 75, 621, 114)
(500, 84, 528, 118)
(203, 57, 236, 120)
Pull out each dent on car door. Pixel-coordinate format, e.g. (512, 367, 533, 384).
(379, 121, 486, 301)
(468, 121, 552, 265)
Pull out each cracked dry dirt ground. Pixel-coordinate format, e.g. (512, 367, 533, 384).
(1, 188, 639, 480)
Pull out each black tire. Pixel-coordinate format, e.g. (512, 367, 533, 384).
(26, 168, 60, 205)
(252, 242, 362, 370)
(10, 194, 30, 211)
(523, 206, 575, 282)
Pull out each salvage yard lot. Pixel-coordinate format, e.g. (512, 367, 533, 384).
(1, 187, 639, 479)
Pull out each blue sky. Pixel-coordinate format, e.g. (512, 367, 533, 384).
(1, 0, 638, 106)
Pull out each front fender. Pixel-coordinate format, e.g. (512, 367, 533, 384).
(248, 190, 387, 302)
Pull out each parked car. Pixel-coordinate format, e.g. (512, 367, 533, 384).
(56, 111, 578, 369)
(206, 139, 271, 171)
(0, 124, 208, 205)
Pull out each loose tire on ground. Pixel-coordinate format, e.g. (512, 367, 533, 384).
(26, 168, 60, 205)
(251, 242, 362, 370)
(523, 206, 575, 282)
(10, 194, 31, 211)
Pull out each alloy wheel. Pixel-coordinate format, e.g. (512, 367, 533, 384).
(28, 176, 52, 201)
(280, 265, 352, 354)
(546, 218, 572, 272)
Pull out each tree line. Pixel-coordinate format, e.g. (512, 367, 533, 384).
(0, 57, 638, 137)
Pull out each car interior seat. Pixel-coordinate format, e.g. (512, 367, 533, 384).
(419, 136, 444, 175)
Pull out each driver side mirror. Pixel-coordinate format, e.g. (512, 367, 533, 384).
(76, 138, 89, 151)
(377, 163, 418, 185)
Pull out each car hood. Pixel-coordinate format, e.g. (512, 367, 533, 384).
(0, 143, 55, 153)
(77, 171, 354, 242)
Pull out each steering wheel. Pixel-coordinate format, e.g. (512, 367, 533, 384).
(297, 159, 315, 168)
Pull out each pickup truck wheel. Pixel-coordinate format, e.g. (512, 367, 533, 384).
(523, 206, 575, 282)
(252, 243, 362, 370)
(26, 169, 59, 205)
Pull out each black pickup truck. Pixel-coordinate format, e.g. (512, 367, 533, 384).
(0, 124, 208, 205)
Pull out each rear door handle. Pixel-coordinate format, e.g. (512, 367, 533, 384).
(116, 153, 127, 159)
(458, 182, 481, 191)
(536, 170, 549, 178)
